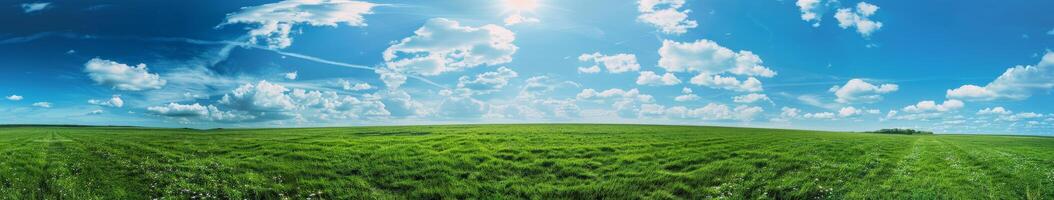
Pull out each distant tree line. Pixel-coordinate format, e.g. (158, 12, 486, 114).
(868, 128, 933, 135)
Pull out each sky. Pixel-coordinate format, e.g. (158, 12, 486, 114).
(1, 0, 1052, 135)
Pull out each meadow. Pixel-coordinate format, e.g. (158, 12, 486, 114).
(0, 124, 1052, 199)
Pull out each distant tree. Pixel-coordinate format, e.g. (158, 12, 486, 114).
(868, 128, 933, 135)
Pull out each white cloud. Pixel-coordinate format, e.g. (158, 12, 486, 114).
(674, 87, 699, 102)
(903, 99, 964, 113)
(834, 2, 883, 37)
(457, 67, 519, 94)
(636, 71, 681, 86)
(504, 14, 539, 26)
(690, 74, 763, 92)
(84, 58, 167, 91)
(781, 107, 801, 118)
(375, 90, 427, 117)
(291, 89, 389, 119)
(636, 104, 665, 117)
(88, 110, 104, 115)
(340, 79, 374, 91)
(579, 53, 641, 74)
(829, 79, 898, 103)
(637, 0, 697, 34)
(149, 80, 394, 123)
(21, 2, 50, 13)
(838, 106, 862, 117)
(668, 103, 763, 121)
(1000, 112, 1044, 122)
(32, 102, 51, 108)
(519, 76, 570, 98)
(5, 95, 22, 101)
(946, 52, 1054, 101)
(219, 80, 298, 112)
(221, 0, 376, 49)
(577, 88, 655, 118)
(148, 103, 209, 117)
(147, 103, 257, 122)
(733, 93, 770, 104)
(804, 112, 835, 119)
(977, 107, 1012, 115)
(88, 95, 124, 108)
(796, 0, 823, 27)
(375, 67, 407, 89)
(382, 18, 517, 76)
(284, 71, 297, 80)
(658, 40, 776, 77)
(577, 65, 601, 74)
(577, 88, 654, 103)
(437, 91, 487, 118)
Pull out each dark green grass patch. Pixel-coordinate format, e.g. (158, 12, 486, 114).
(0, 124, 1052, 199)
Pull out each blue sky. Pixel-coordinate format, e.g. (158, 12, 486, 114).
(1, 0, 1052, 134)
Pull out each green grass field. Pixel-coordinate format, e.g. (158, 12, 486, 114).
(1, 124, 1052, 199)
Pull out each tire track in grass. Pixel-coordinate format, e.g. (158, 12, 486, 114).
(940, 137, 1052, 198)
(884, 137, 992, 198)
(0, 130, 45, 198)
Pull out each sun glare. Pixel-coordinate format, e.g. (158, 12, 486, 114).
(505, 0, 539, 12)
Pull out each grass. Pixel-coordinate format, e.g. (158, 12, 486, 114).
(0, 124, 1052, 199)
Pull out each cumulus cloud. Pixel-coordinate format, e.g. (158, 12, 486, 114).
(339, 79, 373, 91)
(579, 53, 641, 74)
(659, 40, 776, 77)
(382, 18, 517, 76)
(577, 88, 655, 118)
(636, 71, 681, 86)
(999, 112, 1044, 122)
(903, 99, 964, 113)
(674, 87, 699, 102)
(666, 103, 764, 121)
(149, 80, 392, 123)
(457, 67, 519, 94)
(84, 58, 167, 91)
(834, 2, 883, 37)
(291, 89, 389, 119)
(659, 39, 775, 92)
(577, 65, 601, 74)
(780, 107, 801, 118)
(147, 103, 257, 122)
(147, 103, 209, 117)
(637, 0, 697, 34)
(838, 106, 862, 117)
(32, 102, 51, 108)
(21, 2, 51, 13)
(946, 52, 1054, 101)
(796, 0, 823, 27)
(219, 80, 298, 113)
(577, 88, 654, 103)
(5, 95, 22, 101)
(375, 67, 407, 89)
(690, 74, 763, 92)
(284, 71, 297, 80)
(221, 0, 377, 49)
(437, 91, 487, 118)
(733, 93, 771, 104)
(375, 90, 427, 117)
(977, 107, 1012, 115)
(829, 79, 898, 103)
(804, 112, 835, 119)
(88, 95, 124, 108)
